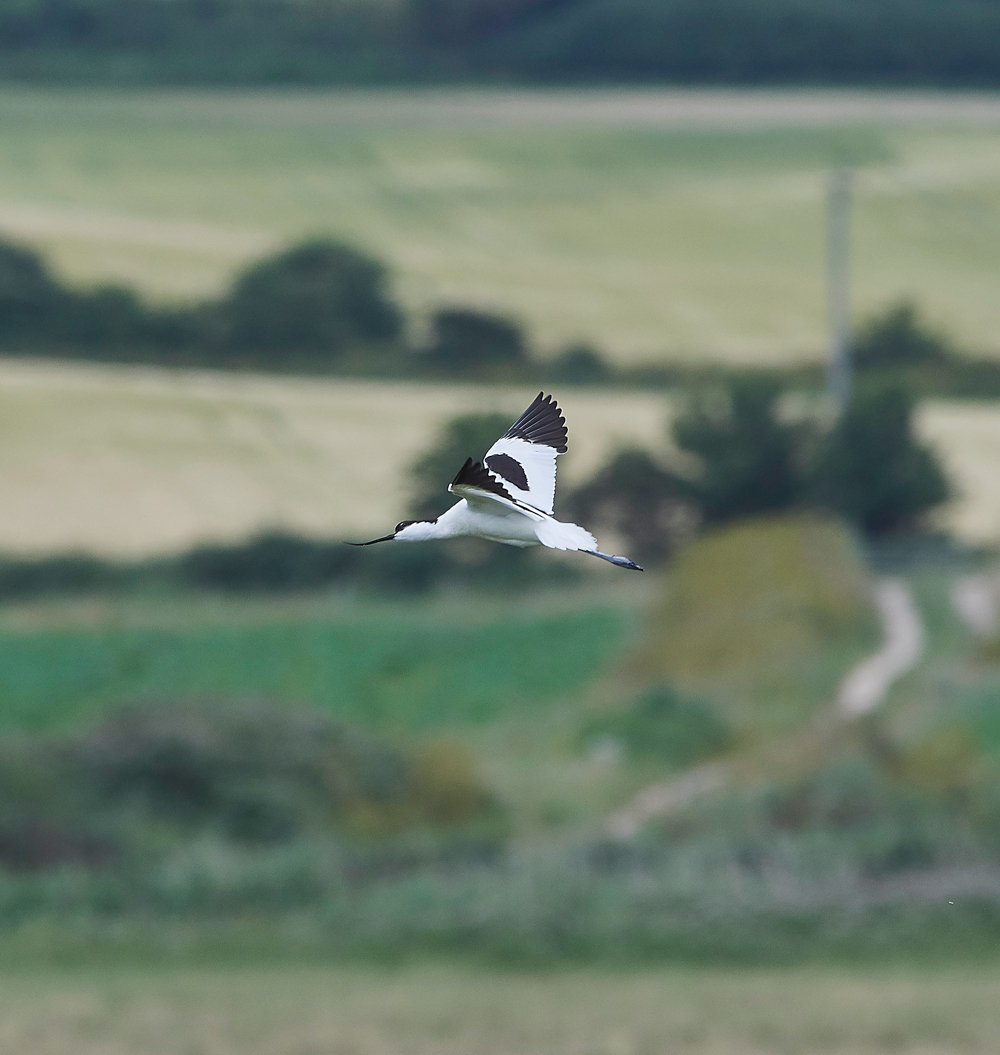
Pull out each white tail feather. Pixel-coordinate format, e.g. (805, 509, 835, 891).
(533, 518, 598, 552)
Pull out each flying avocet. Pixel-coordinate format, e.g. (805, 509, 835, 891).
(350, 392, 642, 570)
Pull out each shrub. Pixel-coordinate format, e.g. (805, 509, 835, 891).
(550, 344, 610, 384)
(853, 300, 952, 370)
(0, 239, 71, 345)
(672, 377, 808, 525)
(215, 239, 403, 358)
(0, 554, 124, 598)
(810, 386, 950, 536)
(178, 531, 357, 592)
(0, 701, 505, 872)
(420, 308, 527, 374)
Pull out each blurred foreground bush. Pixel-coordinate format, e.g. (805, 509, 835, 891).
(631, 513, 878, 738)
(4, 737, 1000, 965)
(0, 701, 504, 874)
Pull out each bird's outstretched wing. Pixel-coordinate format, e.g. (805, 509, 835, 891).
(479, 392, 568, 515)
(448, 457, 544, 520)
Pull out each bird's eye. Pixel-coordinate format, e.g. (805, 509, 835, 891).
(395, 520, 415, 532)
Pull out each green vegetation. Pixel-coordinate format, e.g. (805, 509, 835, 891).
(5, 0, 1000, 89)
(853, 300, 952, 371)
(581, 682, 731, 769)
(0, 599, 624, 732)
(811, 387, 951, 536)
(0, 524, 996, 966)
(212, 239, 403, 360)
(671, 376, 805, 525)
(572, 376, 952, 562)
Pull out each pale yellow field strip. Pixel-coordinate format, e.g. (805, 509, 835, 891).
(0, 359, 668, 556)
(0, 358, 993, 556)
(50, 87, 1000, 128)
(1, 963, 1000, 1055)
(920, 402, 1000, 544)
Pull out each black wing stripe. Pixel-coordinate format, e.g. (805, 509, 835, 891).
(451, 457, 514, 502)
(503, 392, 568, 453)
(485, 453, 529, 491)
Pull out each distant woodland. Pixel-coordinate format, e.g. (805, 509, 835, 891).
(4, 0, 1000, 85)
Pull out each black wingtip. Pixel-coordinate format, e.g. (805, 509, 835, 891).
(504, 392, 568, 453)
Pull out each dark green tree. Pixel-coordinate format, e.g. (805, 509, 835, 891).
(0, 240, 71, 345)
(672, 377, 807, 525)
(550, 343, 610, 384)
(421, 308, 527, 375)
(567, 449, 692, 564)
(810, 387, 950, 536)
(217, 239, 402, 357)
(853, 300, 951, 370)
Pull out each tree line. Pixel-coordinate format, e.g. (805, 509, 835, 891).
(4, 0, 1000, 86)
(4, 234, 1000, 399)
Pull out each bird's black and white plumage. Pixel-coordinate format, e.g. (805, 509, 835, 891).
(351, 393, 642, 570)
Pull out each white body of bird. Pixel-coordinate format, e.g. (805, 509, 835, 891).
(350, 393, 642, 571)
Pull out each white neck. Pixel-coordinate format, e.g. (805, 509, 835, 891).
(394, 517, 452, 542)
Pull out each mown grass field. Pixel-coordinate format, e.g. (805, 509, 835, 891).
(3, 962, 1000, 1054)
(0, 358, 997, 553)
(0, 361, 670, 554)
(0, 89, 999, 363)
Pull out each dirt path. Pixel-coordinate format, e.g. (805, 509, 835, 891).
(606, 578, 924, 837)
(837, 579, 924, 717)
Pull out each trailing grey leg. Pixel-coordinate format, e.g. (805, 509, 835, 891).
(583, 550, 643, 571)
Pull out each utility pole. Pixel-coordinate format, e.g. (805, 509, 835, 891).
(826, 168, 853, 411)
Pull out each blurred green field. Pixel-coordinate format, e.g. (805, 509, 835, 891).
(4, 961, 1000, 1054)
(0, 594, 627, 733)
(1, 89, 1000, 363)
(0, 589, 646, 826)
